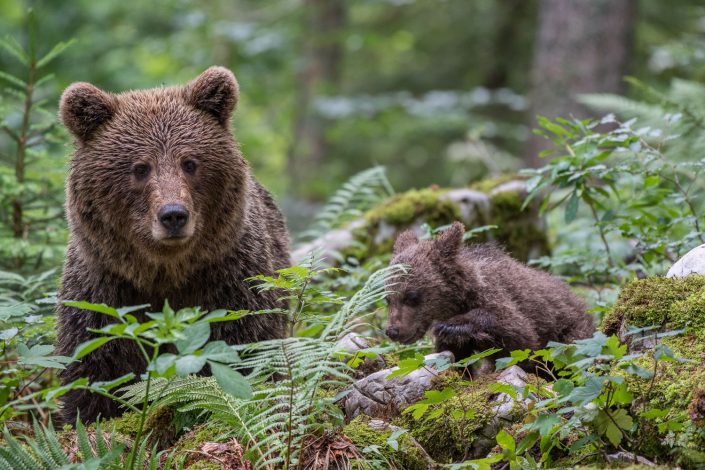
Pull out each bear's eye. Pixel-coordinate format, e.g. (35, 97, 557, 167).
(403, 291, 421, 307)
(133, 163, 150, 180)
(182, 160, 197, 175)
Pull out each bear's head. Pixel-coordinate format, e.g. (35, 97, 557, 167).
(60, 67, 248, 278)
(385, 222, 472, 344)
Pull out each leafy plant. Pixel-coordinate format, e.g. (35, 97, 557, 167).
(297, 166, 395, 244)
(523, 111, 705, 291)
(0, 10, 72, 271)
(491, 328, 688, 467)
(122, 258, 404, 469)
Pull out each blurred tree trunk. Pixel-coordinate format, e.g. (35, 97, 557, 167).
(288, 0, 345, 198)
(484, 0, 536, 89)
(524, 0, 636, 167)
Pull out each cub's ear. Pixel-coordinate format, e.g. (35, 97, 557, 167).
(60, 83, 117, 141)
(435, 222, 465, 258)
(393, 229, 419, 254)
(184, 66, 239, 126)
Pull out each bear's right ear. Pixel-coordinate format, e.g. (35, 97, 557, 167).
(184, 66, 239, 126)
(393, 229, 419, 254)
(60, 83, 117, 142)
(435, 222, 465, 258)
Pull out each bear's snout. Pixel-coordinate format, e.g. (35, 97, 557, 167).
(158, 204, 190, 235)
(386, 326, 400, 340)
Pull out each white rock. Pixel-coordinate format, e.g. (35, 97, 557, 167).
(667, 244, 705, 278)
(440, 189, 490, 225)
(343, 351, 454, 419)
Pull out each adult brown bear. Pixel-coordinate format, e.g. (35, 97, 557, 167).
(56, 67, 289, 423)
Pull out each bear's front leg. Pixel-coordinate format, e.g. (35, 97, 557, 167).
(58, 338, 147, 424)
(431, 308, 498, 361)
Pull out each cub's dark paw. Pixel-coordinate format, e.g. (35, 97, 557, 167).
(432, 321, 491, 347)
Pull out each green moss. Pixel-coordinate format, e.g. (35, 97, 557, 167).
(352, 180, 549, 262)
(626, 333, 705, 412)
(99, 411, 143, 437)
(487, 188, 549, 262)
(168, 423, 232, 468)
(343, 416, 428, 470)
(603, 276, 705, 334)
(396, 375, 500, 464)
(469, 175, 521, 194)
(364, 187, 459, 228)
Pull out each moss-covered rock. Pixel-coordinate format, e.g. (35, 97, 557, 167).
(604, 275, 705, 463)
(395, 376, 499, 464)
(342, 416, 429, 470)
(364, 187, 461, 229)
(353, 178, 549, 263)
(602, 275, 705, 335)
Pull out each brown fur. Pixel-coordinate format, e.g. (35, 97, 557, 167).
(56, 67, 290, 423)
(385, 222, 594, 369)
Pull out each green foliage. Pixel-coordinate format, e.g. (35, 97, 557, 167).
(0, 418, 126, 470)
(0, 10, 70, 271)
(298, 166, 395, 244)
(524, 111, 705, 292)
(0, 269, 60, 421)
(489, 329, 690, 467)
(119, 259, 403, 469)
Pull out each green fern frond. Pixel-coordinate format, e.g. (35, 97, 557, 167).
(0, 418, 128, 470)
(120, 263, 404, 469)
(297, 166, 394, 244)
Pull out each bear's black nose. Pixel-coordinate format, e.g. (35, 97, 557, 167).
(386, 326, 400, 340)
(158, 204, 189, 233)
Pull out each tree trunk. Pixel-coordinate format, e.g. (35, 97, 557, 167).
(524, 0, 636, 167)
(288, 0, 345, 198)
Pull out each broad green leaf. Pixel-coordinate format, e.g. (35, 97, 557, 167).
(386, 355, 425, 379)
(174, 354, 207, 376)
(495, 349, 530, 370)
(174, 322, 210, 354)
(0, 328, 18, 341)
(564, 190, 579, 223)
(528, 413, 561, 437)
(202, 341, 239, 364)
(496, 430, 515, 453)
(565, 376, 605, 405)
(208, 361, 252, 400)
(553, 379, 574, 398)
(621, 364, 654, 379)
(64, 301, 120, 319)
(153, 353, 177, 375)
(116, 304, 150, 318)
(92, 373, 135, 391)
(74, 337, 114, 359)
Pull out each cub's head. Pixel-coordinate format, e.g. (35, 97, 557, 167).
(385, 222, 468, 344)
(60, 67, 247, 260)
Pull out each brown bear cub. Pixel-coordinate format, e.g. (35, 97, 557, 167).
(56, 67, 290, 423)
(385, 222, 594, 371)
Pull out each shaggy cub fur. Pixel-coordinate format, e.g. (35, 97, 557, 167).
(385, 222, 594, 367)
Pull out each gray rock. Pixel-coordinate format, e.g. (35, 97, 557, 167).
(344, 352, 454, 419)
(336, 333, 386, 376)
(439, 189, 490, 226)
(470, 366, 532, 457)
(291, 219, 364, 265)
(667, 244, 705, 278)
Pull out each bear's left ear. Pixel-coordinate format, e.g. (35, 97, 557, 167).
(184, 66, 239, 126)
(435, 222, 465, 258)
(60, 83, 117, 142)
